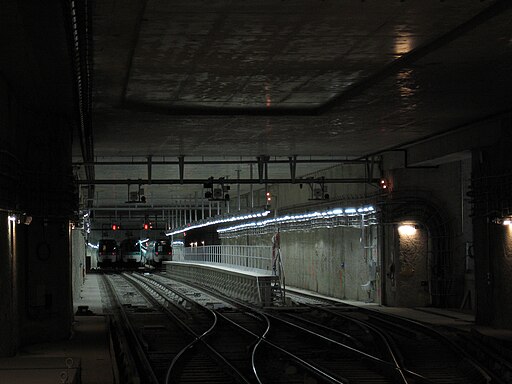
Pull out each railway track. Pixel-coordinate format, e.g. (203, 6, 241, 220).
(105, 272, 352, 383)
(104, 271, 498, 383)
(146, 273, 404, 383)
(134, 272, 349, 383)
(271, 294, 493, 384)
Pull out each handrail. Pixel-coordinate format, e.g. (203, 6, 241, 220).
(182, 245, 273, 271)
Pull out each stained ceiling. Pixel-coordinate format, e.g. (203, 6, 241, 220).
(74, 0, 512, 216)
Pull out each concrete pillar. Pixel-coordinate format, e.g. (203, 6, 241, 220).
(13, 113, 75, 345)
(471, 120, 512, 328)
(71, 229, 86, 303)
(0, 212, 17, 356)
(17, 218, 72, 344)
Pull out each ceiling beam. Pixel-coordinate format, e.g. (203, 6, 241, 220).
(76, 177, 380, 185)
(73, 158, 373, 166)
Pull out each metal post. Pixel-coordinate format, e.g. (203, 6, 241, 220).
(194, 192, 198, 221)
(289, 155, 297, 183)
(236, 169, 241, 211)
(147, 156, 152, 185)
(250, 163, 254, 208)
(217, 201, 220, 215)
(178, 155, 184, 184)
(208, 200, 212, 217)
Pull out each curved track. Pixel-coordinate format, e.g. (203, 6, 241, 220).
(104, 271, 495, 384)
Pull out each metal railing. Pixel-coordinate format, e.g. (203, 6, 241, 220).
(179, 245, 273, 271)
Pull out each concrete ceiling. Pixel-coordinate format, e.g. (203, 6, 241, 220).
(79, 0, 512, 213)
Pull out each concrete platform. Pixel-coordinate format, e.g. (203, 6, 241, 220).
(165, 260, 279, 306)
(0, 273, 115, 384)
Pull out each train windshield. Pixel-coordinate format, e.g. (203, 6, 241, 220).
(121, 239, 140, 252)
(155, 240, 172, 255)
(99, 240, 117, 253)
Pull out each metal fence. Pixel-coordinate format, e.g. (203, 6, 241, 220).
(179, 245, 273, 271)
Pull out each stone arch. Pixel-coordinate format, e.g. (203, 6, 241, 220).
(380, 190, 454, 307)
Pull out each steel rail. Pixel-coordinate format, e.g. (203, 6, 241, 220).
(102, 274, 160, 384)
(141, 273, 345, 384)
(124, 273, 251, 384)
(289, 291, 489, 384)
(300, 303, 412, 384)
(359, 308, 492, 383)
(147, 273, 399, 383)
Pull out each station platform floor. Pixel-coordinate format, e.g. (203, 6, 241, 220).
(0, 273, 115, 384)
(1, 272, 511, 384)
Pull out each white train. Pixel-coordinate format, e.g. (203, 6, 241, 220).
(144, 239, 172, 266)
(120, 238, 143, 265)
(97, 239, 119, 268)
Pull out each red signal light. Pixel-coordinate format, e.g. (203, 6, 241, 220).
(143, 223, 149, 230)
(112, 224, 119, 231)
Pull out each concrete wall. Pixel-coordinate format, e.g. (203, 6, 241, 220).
(222, 162, 380, 302)
(240, 162, 378, 213)
(0, 20, 76, 351)
(282, 227, 377, 301)
(16, 219, 72, 345)
(396, 226, 430, 307)
(223, 226, 378, 302)
(382, 159, 473, 309)
(0, 213, 18, 356)
(471, 119, 512, 328)
(71, 229, 86, 303)
(222, 155, 472, 309)
(492, 226, 512, 328)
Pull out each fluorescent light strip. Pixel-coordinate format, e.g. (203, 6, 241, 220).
(166, 210, 271, 236)
(172, 241, 184, 246)
(87, 242, 99, 249)
(218, 206, 375, 234)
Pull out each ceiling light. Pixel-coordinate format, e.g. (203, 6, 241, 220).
(166, 210, 270, 236)
(218, 205, 376, 234)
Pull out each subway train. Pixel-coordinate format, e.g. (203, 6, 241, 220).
(120, 238, 143, 266)
(97, 239, 119, 268)
(144, 239, 172, 266)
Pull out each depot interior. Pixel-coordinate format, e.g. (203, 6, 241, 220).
(1, 0, 512, 354)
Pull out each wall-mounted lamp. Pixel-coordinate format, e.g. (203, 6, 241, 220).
(398, 224, 417, 236)
(8, 213, 32, 225)
(503, 219, 512, 226)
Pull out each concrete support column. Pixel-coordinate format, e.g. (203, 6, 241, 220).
(13, 113, 75, 345)
(17, 218, 72, 344)
(0, 212, 17, 356)
(469, 118, 512, 328)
